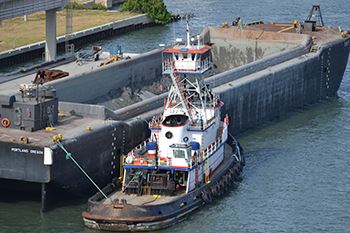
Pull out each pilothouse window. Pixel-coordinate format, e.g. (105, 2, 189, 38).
(173, 149, 186, 159)
(163, 115, 188, 127)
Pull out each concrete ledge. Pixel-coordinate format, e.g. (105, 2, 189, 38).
(59, 101, 110, 120)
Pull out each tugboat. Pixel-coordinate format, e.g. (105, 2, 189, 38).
(82, 19, 245, 232)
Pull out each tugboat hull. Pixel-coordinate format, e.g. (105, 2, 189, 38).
(82, 143, 244, 232)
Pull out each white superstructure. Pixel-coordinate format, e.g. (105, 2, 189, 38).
(122, 20, 229, 195)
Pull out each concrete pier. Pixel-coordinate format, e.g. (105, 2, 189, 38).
(45, 9, 57, 62)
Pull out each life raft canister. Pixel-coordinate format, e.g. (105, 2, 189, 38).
(1, 118, 10, 128)
(146, 141, 157, 157)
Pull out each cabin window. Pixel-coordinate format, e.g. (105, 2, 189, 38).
(173, 149, 186, 159)
(183, 53, 188, 59)
(191, 54, 195, 61)
(163, 115, 188, 127)
(175, 54, 179, 60)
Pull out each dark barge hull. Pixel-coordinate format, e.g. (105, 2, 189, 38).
(0, 119, 150, 196)
(82, 143, 245, 232)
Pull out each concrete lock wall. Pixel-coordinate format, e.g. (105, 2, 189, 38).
(49, 49, 162, 103)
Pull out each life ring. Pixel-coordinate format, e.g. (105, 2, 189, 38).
(1, 118, 10, 128)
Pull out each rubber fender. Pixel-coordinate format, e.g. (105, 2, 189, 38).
(224, 174, 231, 187)
(233, 167, 240, 181)
(201, 190, 213, 203)
(220, 179, 228, 193)
(238, 142, 245, 166)
(229, 168, 236, 183)
(212, 182, 222, 197)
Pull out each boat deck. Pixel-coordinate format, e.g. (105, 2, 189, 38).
(103, 144, 234, 206)
(104, 192, 183, 206)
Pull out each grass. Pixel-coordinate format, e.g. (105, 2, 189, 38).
(0, 10, 139, 52)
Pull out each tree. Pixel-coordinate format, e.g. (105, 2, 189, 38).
(122, 0, 171, 24)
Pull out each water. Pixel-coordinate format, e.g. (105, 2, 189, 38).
(1, 0, 350, 232)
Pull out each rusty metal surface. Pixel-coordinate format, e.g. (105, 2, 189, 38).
(33, 69, 69, 84)
(244, 23, 345, 45)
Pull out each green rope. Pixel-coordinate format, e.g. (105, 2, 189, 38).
(55, 141, 111, 201)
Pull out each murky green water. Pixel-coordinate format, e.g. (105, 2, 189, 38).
(1, 0, 350, 232)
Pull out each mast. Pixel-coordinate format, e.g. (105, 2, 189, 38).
(186, 15, 191, 48)
(167, 66, 194, 123)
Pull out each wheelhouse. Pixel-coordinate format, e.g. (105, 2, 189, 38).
(162, 45, 212, 75)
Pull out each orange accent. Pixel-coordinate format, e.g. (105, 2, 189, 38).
(163, 45, 211, 54)
(133, 158, 148, 165)
(171, 166, 189, 169)
(1, 118, 10, 128)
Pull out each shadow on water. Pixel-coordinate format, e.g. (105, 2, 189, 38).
(0, 178, 89, 213)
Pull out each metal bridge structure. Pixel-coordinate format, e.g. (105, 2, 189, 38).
(0, 0, 68, 62)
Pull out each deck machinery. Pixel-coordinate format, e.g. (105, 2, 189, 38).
(0, 84, 58, 132)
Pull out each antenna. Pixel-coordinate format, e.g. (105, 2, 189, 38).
(197, 35, 200, 49)
(186, 15, 191, 48)
(172, 18, 176, 45)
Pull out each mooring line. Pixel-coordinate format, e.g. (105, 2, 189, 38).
(55, 141, 111, 201)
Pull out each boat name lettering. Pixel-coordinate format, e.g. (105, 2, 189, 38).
(11, 147, 44, 155)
